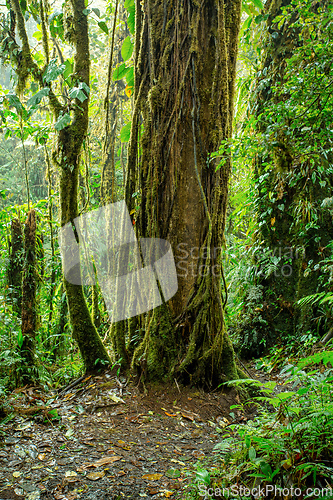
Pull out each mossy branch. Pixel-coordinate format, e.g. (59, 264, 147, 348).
(70, 0, 89, 132)
(40, 0, 50, 66)
(10, 0, 42, 90)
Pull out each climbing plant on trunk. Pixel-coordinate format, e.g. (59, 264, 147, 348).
(112, 0, 243, 387)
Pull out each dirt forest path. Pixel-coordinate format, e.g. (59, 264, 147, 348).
(0, 369, 246, 500)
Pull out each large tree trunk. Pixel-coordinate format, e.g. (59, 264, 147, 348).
(113, 0, 243, 387)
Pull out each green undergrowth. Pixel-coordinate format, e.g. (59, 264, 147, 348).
(183, 351, 333, 500)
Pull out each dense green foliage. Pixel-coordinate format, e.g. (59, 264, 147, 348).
(183, 351, 333, 499)
(0, 0, 332, 496)
(223, 0, 333, 357)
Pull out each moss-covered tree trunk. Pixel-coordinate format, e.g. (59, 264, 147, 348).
(8, 0, 112, 372)
(112, 0, 243, 387)
(55, 0, 111, 372)
(7, 218, 23, 315)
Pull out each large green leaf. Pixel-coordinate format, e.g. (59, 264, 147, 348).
(27, 87, 50, 108)
(120, 122, 131, 143)
(242, 4, 251, 16)
(243, 15, 253, 30)
(121, 36, 133, 62)
(49, 10, 64, 40)
(127, 10, 135, 35)
(19, 0, 26, 14)
(63, 59, 74, 81)
(55, 112, 71, 131)
(125, 67, 134, 88)
(43, 59, 66, 83)
(17, 330, 23, 348)
(6, 92, 23, 111)
(124, 0, 134, 8)
(69, 82, 90, 103)
(98, 21, 109, 35)
(260, 461, 273, 479)
(33, 30, 42, 41)
(113, 63, 129, 81)
(249, 0, 263, 9)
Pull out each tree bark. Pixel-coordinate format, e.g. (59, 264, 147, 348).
(114, 0, 243, 387)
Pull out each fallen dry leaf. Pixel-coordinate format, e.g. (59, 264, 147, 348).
(66, 493, 78, 500)
(86, 470, 105, 481)
(181, 413, 194, 421)
(82, 441, 95, 447)
(117, 440, 131, 450)
(84, 455, 122, 468)
(142, 473, 163, 481)
(164, 491, 174, 498)
(65, 471, 78, 478)
(63, 393, 75, 401)
(170, 459, 186, 466)
(110, 394, 125, 404)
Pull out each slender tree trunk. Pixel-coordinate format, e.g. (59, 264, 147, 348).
(45, 145, 56, 329)
(8, 0, 111, 371)
(21, 210, 37, 378)
(7, 218, 23, 315)
(53, 283, 68, 359)
(114, 0, 243, 387)
(55, 0, 111, 372)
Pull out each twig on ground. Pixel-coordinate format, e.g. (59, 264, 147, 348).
(57, 375, 91, 398)
(174, 378, 181, 394)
